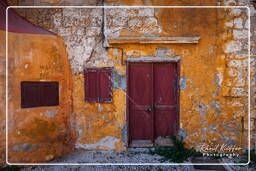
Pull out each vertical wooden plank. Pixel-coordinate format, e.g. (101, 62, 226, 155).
(154, 63, 178, 138)
(21, 82, 40, 108)
(128, 63, 153, 142)
(40, 82, 59, 106)
(84, 68, 98, 102)
(21, 81, 59, 108)
(98, 68, 112, 103)
(151, 63, 154, 143)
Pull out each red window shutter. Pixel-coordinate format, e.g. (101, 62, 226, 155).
(40, 82, 59, 106)
(98, 68, 112, 103)
(21, 82, 40, 108)
(21, 81, 59, 108)
(84, 68, 112, 103)
(84, 68, 98, 102)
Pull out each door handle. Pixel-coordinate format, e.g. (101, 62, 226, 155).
(147, 106, 153, 112)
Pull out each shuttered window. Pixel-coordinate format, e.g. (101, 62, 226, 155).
(21, 81, 59, 108)
(84, 68, 112, 103)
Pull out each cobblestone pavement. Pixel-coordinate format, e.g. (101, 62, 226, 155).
(20, 150, 253, 171)
(21, 150, 190, 171)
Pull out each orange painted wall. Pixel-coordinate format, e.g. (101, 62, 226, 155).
(0, 0, 252, 164)
(0, 30, 75, 164)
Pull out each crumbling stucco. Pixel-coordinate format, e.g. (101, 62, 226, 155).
(1, 0, 255, 164)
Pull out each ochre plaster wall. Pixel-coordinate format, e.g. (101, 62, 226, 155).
(0, 30, 75, 163)
(1, 0, 254, 163)
(74, 5, 249, 151)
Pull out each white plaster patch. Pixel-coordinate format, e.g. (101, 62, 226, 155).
(24, 64, 29, 69)
(233, 18, 243, 29)
(45, 154, 54, 161)
(227, 59, 248, 68)
(24, 50, 33, 60)
(75, 136, 119, 150)
(51, 8, 107, 73)
(230, 101, 243, 107)
(63, 8, 80, 18)
(230, 9, 241, 16)
(143, 17, 161, 34)
(125, 50, 147, 56)
(113, 48, 121, 57)
(231, 54, 248, 59)
(104, 26, 122, 37)
(233, 71, 247, 86)
(228, 68, 237, 77)
(250, 5, 256, 16)
(231, 87, 247, 97)
(225, 21, 233, 27)
(208, 46, 215, 55)
(86, 27, 101, 36)
(237, 0, 249, 5)
(233, 29, 250, 39)
(225, 41, 242, 53)
(244, 19, 249, 29)
(98, 104, 104, 112)
(128, 18, 143, 28)
(216, 72, 223, 86)
(76, 126, 83, 137)
(53, 13, 62, 26)
(40, 110, 59, 118)
(137, 8, 154, 17)
(105, 8, 161, 37)
(224, 0, 236, 5)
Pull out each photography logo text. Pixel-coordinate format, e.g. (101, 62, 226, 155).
(197, 143, 243, 158)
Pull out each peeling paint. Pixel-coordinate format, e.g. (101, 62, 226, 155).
(180, 77, 187, 90)
(196, 103, 207, 117)
(112, 69, 126, 91)
(210, 100, 221, 115)
(12, 143, 40, 152)
(41, 110, 58, 118)
(1, 0, 253, 164)
(75, 136, 119, 150)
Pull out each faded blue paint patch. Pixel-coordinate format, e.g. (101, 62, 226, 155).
(180, 77, 187, 90)
(121, 123, 128, 146)
(76, 125, 83, 137)
(210, 100, 221, 115)
(42, 110, 58, 118)
(209, 124, 217, 129)
(12, 143, 40, 152)
(202, 127, 208, 132)
(178, 129, 187, 139)
(213, 74, 221, 96)
(196, 103, 207, 117)
(156, 47, 170, 56)
(227, 139, 235, 145)
(112, 69, 126, 91)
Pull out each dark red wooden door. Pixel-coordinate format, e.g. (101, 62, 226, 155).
(154, 63, 178, 140)
(129, 63, 153, 144)
(128, 62, 178, 146)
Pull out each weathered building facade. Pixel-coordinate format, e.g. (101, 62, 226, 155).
(0, 0, 255, 164)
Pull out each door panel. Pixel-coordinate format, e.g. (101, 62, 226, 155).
(154, 63, 177, 106)
(129, 63, 153, 142)
(154, 63, 178, 139)
(130, 110, 152, 140)
(128, 62, 178, 146)
(154, 109, 177, 137)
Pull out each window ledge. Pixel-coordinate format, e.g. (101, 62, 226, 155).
(105, 36, 200, 46)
